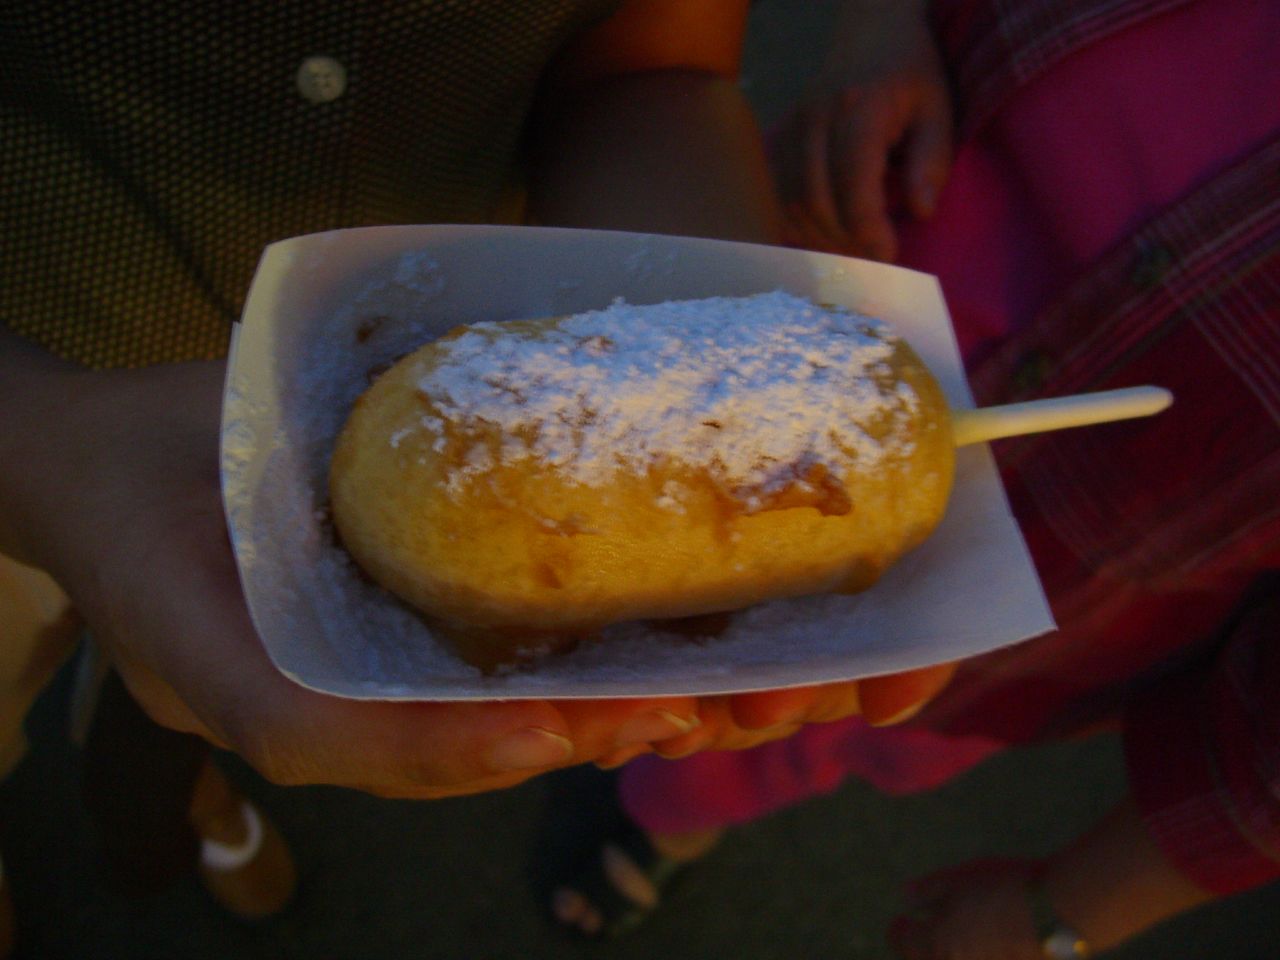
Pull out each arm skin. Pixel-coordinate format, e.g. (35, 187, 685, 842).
(890, 797, 1214, 959)
(527, 0, 782, 244)
(1043, 797, 1213, 954)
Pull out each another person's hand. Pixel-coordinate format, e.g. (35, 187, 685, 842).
(0, 353, 708, 799)
(889, 858, 1048, 960)
(886, 798, 1215, 959)
(770, 0, 953, 261)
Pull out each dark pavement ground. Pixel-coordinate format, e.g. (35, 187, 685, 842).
(6, 2, 1279, 957)
(8, 664, 1280, 960)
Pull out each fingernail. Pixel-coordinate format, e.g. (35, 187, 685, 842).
(486, 727, 574, 772)
(614, 710, 700, 747)
(762, 723, 803, 742)
(655, 738, 705, 760)
(866, 698, 926, 727)
(595, 746, 650, 770)
(741, 712, 801, 733)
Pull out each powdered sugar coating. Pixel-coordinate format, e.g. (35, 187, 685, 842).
(415, 291, 918, 494)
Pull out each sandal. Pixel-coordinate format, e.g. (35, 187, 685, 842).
(535, 767, 689, 939)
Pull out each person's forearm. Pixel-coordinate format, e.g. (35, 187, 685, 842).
(0, 328, 228, 576)
(527, 69, 784, 245)
(0, 328, 82, 565)
(1043, 795, 1214, 953)
(824, 0, 932, 80)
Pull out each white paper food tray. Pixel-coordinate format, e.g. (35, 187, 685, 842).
(222, 225, 1053, 700)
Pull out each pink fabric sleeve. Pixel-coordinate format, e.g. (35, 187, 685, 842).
(618, 716, 1002, 836)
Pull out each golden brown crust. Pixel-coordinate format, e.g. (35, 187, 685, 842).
(329, 302, 954, 669)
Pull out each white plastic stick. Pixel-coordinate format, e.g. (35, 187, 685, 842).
(950, 386, 1173, 447)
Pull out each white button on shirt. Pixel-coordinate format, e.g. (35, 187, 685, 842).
(296, 56, 347, 103)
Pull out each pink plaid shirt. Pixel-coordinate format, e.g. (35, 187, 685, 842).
(917, 0, 1280, 894)
(623, 0, 1280, 895)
